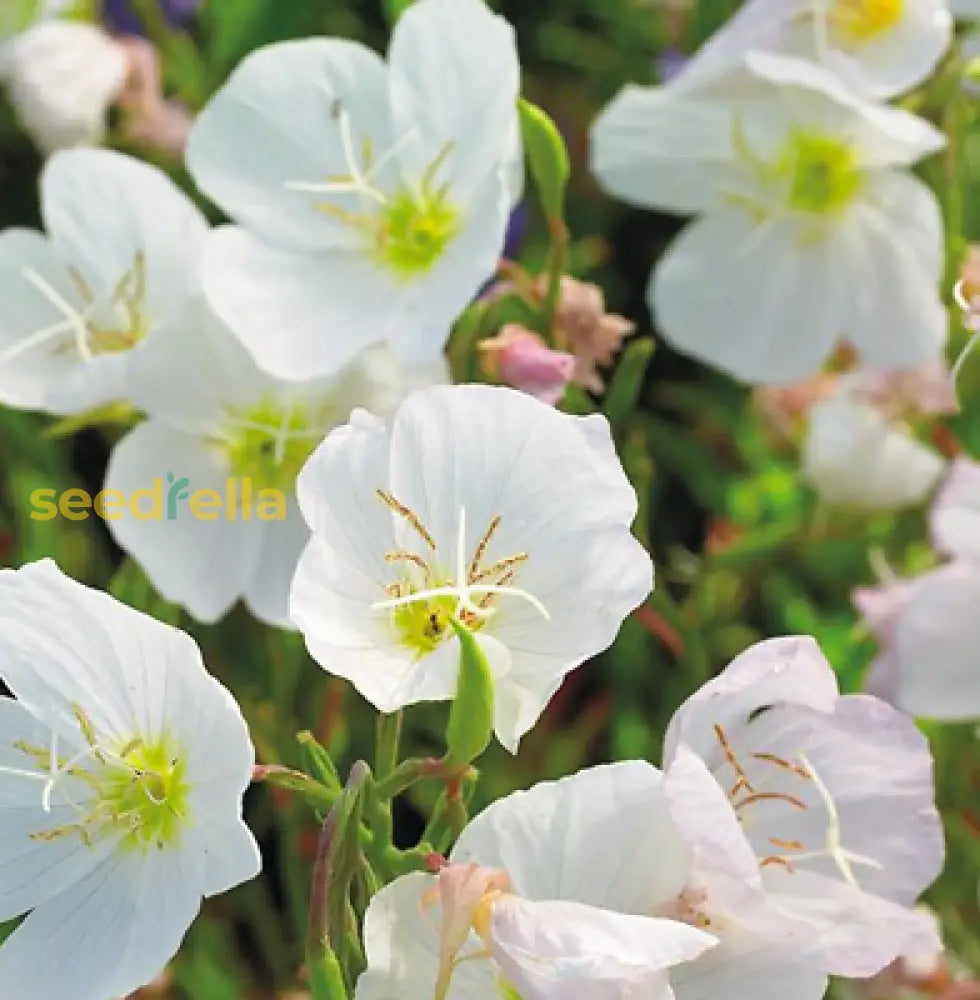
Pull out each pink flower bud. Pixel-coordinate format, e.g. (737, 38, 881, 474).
(480, 324, 575, 406)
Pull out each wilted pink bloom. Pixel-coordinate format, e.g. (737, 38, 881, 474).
(754, 373, 839, 438)
(480, 324, 575, 405)
(852, 361, 959, 419)
(117, 37, 193, 157)
(546, 276, 634, 393)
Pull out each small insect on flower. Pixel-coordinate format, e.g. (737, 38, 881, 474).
(0, 560, 260, 1000)
(290, 383, 653, 752)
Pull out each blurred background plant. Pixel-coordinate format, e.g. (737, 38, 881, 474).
(0, 0, 978, 997)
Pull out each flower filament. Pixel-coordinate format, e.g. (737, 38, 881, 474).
(0, 254, 149, 367)
(219, 397, 335, 491)
(372, 494, 549, 655)
(12, 705, 190, 853)
(713, 723, 882, 885)
(285, 102, 461, 280)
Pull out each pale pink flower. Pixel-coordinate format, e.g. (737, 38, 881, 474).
(480, 324, 575, 405)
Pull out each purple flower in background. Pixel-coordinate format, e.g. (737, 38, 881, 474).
(102, 0, 199, 34)
(657, 47, 689, 83)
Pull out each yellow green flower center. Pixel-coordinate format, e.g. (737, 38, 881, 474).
(776, 130, 863, 216)
(98, 739, 190, 852)
(393, 591, 460, 655)
(224, 399, 328, 492)
(498, 982, 524, 1000)
(828, 0, 904, 43)
(373, 185, 460, 279)
(20, 716, 191, 854)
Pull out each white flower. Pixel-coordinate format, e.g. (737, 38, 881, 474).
(355, 766, 717, 1000)
(660, 635, 944, 984)
(0, 20, 127, 153)
(669, 0, 952, 100)
(855, 458, 980, 720)
(591, 52, 947, 385)
(104, 299, 440, 627)
(290, 383, 653, 751)
(0, 560, 260, 1000)
(0, 148, 208, 414)
(802, 376, 946, 508)
(186, 0, 521, 381)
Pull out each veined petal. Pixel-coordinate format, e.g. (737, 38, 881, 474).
(664, 635, 839, 767)
(839, 173, 946, 370)
(452, 762, 691, 917)
(201, 226, 394, 380)
(652, 211, 843, 385)
(490, 895, 715, 1000)
(590, 84, 739, 214)
(41, 148, 208, 321)
(187, 38, 393, 253)
(388, 0, 520, 201)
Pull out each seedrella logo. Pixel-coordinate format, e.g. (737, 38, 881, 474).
(30, 473, 288, 522)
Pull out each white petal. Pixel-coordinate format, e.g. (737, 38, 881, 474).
(201, 226, 394, 380)
(929, 457, 980, 562)
(894, 562, 980, 720)
(0, 845, 204, 1000)
(839, 173, 946, 370)
(189, 794, 261, 898)
(664, 635, 839, 766)
(388, 0, 520, 201)
(652, 211, 843, 385)
(671, 934, 827, 1000)
(104, 421, 263, 624)
(243, 500, 310, 629)
(662, 746, 761, 887)
(0, 228, 89, 411)
(590, 85, 739, 214)
(124, 297, 276, 431)
(356, 872, 498, 1000)
(187, 39, 392, 252)
(42, 148, 208, 321)
(452, 761, 691, 916)
(490, 895, 715, 1000)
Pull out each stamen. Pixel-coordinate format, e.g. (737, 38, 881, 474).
(22, 267, 93, 362)
(375, 489, 437, 550)
(714, 724, 755, 797)
(769, 837, 806, 850)
(469, 553, 528, 586)
(385, 551, 431, 575)
(468, 514, 502, 581)
(760, 856, 796, 872)
(751, 752, 812, 781)
(733, 791, 808, 812)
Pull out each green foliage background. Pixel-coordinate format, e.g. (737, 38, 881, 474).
(0, 0, 978, 996)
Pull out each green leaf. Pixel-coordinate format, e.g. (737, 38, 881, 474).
(444, 619, 495, 767)
(383, 0, 415, 24)
(518, 98, 570, 223)
(602, 338, 655, 428)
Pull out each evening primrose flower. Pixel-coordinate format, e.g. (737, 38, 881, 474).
(0, 20, 128, 153)
(0, 560, 260, 1000)
(355, 769, 717, 1000)
(661, 636, 944, 982)
(105, 300, 440, 627)
(802, 375, 946, 508)
(856, 458, 980, 720)
(591, 52, 947, 385)
(670, 0, 952, 100)
(186, 0, 521, 380)
(0, 147, 208, 413)
(290, 383, 653, 751)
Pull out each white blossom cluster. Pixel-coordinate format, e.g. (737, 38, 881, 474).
(0, 0, 973, 997)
